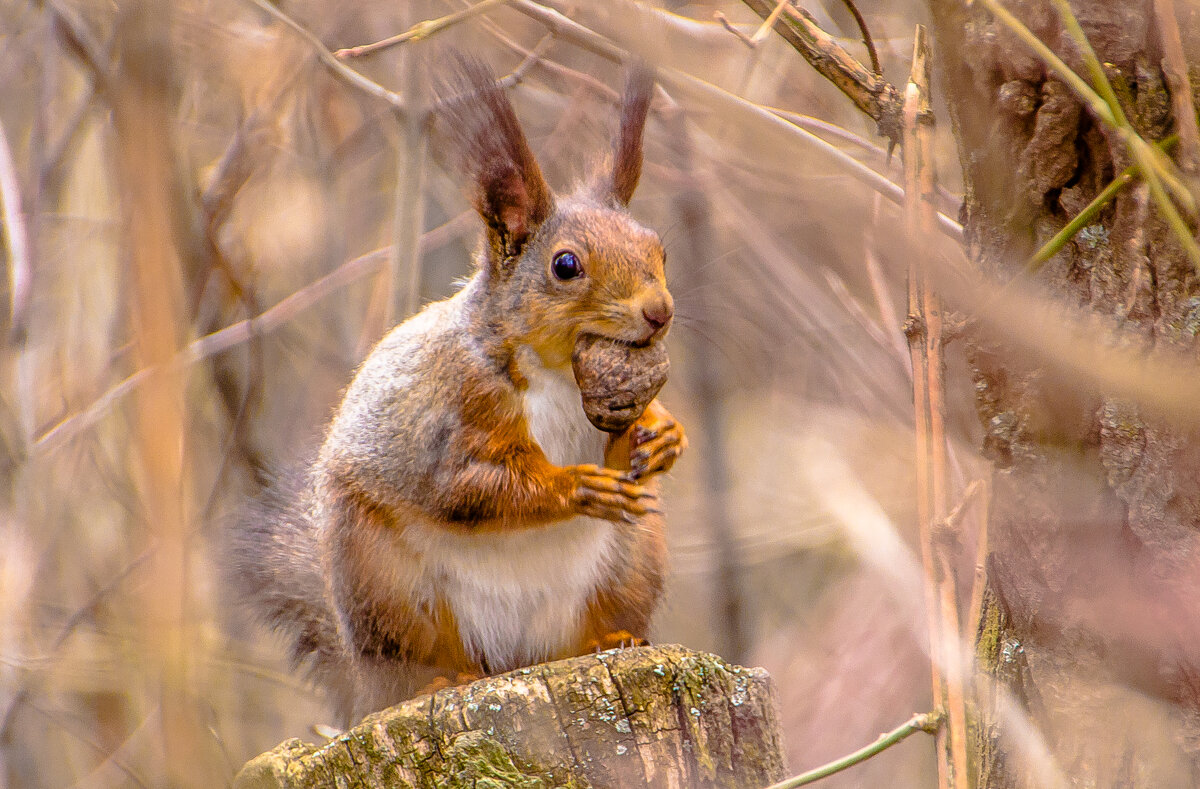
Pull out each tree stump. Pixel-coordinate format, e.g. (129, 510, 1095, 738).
(234, 644, 786, 788)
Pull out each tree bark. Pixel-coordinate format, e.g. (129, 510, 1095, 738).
(233, 645, 786, 788)
(927, 0, 1200, 785)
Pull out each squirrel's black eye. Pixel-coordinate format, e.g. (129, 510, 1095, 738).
(552, 250, 583, 280)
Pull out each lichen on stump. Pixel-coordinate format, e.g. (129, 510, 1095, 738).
(234, 645, 785, 789)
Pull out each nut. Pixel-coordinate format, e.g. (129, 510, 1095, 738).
(572, 334, 669, 433)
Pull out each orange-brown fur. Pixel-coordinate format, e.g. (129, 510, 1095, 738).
(229, 55, 685, 726)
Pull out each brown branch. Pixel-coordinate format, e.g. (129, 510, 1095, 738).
(903, 24, 969, 789)
(740, 0, 903, 143)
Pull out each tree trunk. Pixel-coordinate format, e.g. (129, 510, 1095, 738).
(927, 0, 1200, 785)
(233, 645, 786, 788)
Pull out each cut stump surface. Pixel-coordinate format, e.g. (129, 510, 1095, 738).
(234, 644, 785, 788)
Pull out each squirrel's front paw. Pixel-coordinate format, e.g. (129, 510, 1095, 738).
(630, 417, 687, 480)
(567, 464, 659, 523)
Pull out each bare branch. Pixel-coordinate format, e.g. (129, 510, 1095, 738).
(740, 0, 903, 143)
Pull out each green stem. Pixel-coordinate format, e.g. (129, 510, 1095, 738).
(762, 712, 942, 789)
(1028, 135, 1179, 271)
(976, 0, 1200, 271)
(1047, 0, 1195, 216)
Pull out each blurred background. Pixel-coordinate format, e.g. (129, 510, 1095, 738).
(1, 0, 1170, 786)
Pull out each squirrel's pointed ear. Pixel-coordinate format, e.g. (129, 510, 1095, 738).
(605, 61, 655, 207)
(436, 53, 553, 268)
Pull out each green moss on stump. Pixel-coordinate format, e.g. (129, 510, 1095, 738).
(234, 645, 785, 789)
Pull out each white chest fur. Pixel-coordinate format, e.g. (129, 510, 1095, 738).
(518, 350, 608, 467)
(404, 350, 613, 672)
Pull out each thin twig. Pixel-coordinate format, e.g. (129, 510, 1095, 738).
(496, 32, 554, 88)
(713, 11, 756, 48)
(835, 0, 881, 74)
(357, 6, 432, 353)
(246, 0, 407, 113)
(0, 549, 151, 742)
(30, 702, 151, 789)
(763, 711, 942, 789)
(45, 0, 110, 92)
(740, 0, 903, 142)
(768, 106, 962, 213)
(865, 192, 910, 367)
(1152, 0, 1200, 173)
(335, 0, 509, 59)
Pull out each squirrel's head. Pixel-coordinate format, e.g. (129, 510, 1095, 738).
(437, 55, 671, 368)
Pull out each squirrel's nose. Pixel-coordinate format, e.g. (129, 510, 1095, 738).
(642, 298, 674, 332)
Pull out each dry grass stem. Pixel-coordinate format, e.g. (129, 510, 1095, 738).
(0, 119, 30, 341)
(963, 479, 991, 650)
(903, 24, 969, 789)
(1152, 0, 1200, 173)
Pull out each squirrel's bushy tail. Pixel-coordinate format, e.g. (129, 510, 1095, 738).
(225, 470, 343, 678)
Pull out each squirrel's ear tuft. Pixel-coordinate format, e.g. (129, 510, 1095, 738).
(435, 52, 553, 269)
(605, 61, 655, 207)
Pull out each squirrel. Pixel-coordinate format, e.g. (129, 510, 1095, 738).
(229, 55, 686, 725)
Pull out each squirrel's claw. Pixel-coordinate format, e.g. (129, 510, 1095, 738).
(568, 464, 659, 522)
(629, 418, 687, 479)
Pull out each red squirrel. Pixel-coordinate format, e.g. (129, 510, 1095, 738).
(231, 55, 685, 725)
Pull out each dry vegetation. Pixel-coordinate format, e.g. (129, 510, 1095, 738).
(2, 0, 1199, 787)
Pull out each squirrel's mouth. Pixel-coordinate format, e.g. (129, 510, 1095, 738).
(589, 332, 656, 350)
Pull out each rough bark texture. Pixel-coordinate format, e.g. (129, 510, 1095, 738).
(927, 0, 1200, 785)
(233, 645, 785, 788)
